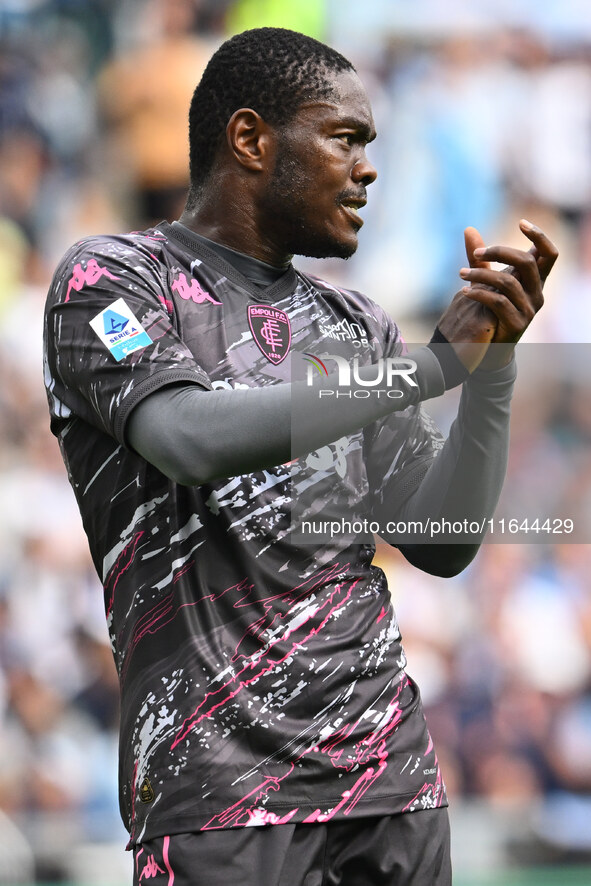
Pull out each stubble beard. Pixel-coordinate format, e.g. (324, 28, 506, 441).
(261, 147, 358, 261)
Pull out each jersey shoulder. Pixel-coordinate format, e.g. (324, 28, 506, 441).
(56, 227, 169, 267)
(46, 228, 171, 309)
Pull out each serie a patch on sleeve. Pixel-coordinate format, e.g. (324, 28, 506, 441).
(89, 298, 153, 361)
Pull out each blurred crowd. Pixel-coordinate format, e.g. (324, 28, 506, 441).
(0, 0, 590, 881)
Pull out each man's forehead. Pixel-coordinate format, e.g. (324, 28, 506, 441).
(296, 71, 376, 134)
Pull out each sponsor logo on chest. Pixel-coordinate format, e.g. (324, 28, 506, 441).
(319, 317, 376, 350)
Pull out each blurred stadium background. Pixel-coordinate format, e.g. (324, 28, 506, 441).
(1, 0, 590, 883)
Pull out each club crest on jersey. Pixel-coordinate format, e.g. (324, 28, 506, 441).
(248, 304, 291, 365)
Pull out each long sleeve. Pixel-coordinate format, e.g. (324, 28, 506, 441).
(126, 346, 445, 487)
(376, 358, 516, 576)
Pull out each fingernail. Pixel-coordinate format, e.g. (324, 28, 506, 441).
(520, 218, 534, 230)
(459, 268, 470, 278)
(473, 247, 486, 257)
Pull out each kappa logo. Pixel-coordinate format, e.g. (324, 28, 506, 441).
(139, 855, 165, 881)
(136, 835, 173, 884)
(248, 304, 291, 365)
(171, 272, 221, 305)
(65, 258, 120, 302)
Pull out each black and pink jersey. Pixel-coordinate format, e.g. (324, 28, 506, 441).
(43, 221, 447, 845)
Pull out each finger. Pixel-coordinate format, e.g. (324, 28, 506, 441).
(464, 226, 490, 269)
(519, 218, 559, 283)
(460, 267, 539, 317)
(461, 285, 532, 341)
(469, 245, 542, 308)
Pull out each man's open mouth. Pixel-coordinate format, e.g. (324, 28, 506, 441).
(340, 200, 365, 227)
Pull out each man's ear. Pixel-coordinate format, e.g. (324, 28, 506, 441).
(225, 108, 274, 172)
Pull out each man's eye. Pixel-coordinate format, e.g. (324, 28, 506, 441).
(337, 134, 354, 146)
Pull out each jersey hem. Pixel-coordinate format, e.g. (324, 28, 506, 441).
(126, 793, 449, 848)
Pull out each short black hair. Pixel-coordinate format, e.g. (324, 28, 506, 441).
(186, 27, 354, 200)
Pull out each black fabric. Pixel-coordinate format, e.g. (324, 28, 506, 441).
(132, 809, 451, 886)
(427, 326, 471, 389)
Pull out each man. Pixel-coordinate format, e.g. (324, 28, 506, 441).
(44, 27, 557, 886)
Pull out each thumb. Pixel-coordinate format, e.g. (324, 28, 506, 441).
(464, 226, 490, 269)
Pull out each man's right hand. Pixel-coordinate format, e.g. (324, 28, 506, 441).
(436, 220, 558, 373)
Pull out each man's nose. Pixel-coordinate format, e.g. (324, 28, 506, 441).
(352, 154, 377, 186)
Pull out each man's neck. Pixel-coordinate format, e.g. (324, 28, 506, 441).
(172, 222, 289, 288)
(178, 199, 293, 270)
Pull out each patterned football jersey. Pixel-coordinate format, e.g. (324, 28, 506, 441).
(43, 221, 447, 845)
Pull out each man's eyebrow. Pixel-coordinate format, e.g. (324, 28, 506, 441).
(333, 115, 377, 142)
